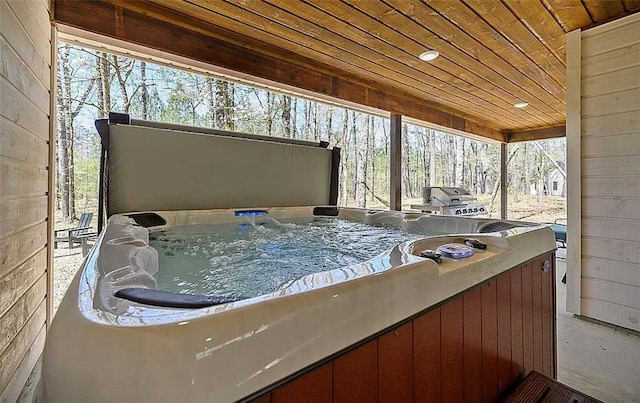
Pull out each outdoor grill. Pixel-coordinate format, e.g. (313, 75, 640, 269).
(411, 187, 487, 216)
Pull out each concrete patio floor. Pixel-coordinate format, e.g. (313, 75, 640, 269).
(555, 247, 640, 402)
(18, 248, 640, 402)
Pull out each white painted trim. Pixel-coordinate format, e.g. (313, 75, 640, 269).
(566, 29, 582, 314)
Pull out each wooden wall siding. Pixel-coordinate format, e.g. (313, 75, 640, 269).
(248, 253, 556, 402)
(0, 0, 51, 401)
(577, 12, 640, 332)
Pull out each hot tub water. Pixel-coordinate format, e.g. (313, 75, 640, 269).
(149, 217, 440, 298)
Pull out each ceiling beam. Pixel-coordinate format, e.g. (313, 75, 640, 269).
(52, 0, 506, 142)
(507, 125, 566, 143)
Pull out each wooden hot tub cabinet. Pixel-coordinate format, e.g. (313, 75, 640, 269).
(246, 252, 556, 403)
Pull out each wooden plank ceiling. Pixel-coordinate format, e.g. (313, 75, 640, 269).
(52, 0, 640, 142)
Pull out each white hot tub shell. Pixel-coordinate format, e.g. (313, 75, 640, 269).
(39, 206, 556, 402)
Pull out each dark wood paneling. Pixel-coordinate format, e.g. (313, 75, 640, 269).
(482, 280, 499, 402)
(463, 286, 483, 403)
(508, 125, 566, 142)
(497, 272, 513, 393)
(531, 257, 544, 373)
(272, 363, 332, 403)
(541, 257, 554, 378)
(379, 322, 414, 402)
(441, 298, 464, 402)
(413, 307, 441, 403)
(521, 262, 534, 376)
(510, 267, 525, 383)
(253, 254, 556, 402)
(333, 340, 377, 403)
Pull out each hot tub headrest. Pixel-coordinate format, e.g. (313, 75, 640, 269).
(479, 221, 520, 233)
(114, 288, 242, 309)
(125, 212, 167, 228)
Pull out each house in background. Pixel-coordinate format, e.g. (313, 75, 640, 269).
(1, 0, 638, 401)
(548, 161, 567, 197)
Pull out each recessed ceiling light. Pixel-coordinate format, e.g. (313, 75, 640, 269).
(419, 50, 439, 61)
(514, 102, 529, 108)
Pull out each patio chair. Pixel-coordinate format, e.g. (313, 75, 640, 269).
(546, 218, 568, 283)
(548, 218, 567, 248)
(54, 212, 95, 249)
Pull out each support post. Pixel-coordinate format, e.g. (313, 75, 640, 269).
(566, 29, 582, 314)
(390, 114, 402, 211)
(500, 142, 508, 219)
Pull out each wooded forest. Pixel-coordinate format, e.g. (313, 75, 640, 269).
(56, 44, 566, 222)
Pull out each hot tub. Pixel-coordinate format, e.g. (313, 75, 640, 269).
(40, 206, 556, 402)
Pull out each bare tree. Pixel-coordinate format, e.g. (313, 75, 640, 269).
(57, 50, 72, 221)
(57, 45, 97, 220)
(141, 61, 148, 119)
(97, 51, 111, 117)
(355, 115, 369, 208)
(402, 123, 411, 197)
(215, 80, 235, 130)
(429, 129, 437, 187)
(454, 137, 465, 187)
(112, 55, 134, 113)
(281, 95, 292, 138)
(339, 110, 350, 205)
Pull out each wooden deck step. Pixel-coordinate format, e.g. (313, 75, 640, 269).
(502, 371, 602, 403)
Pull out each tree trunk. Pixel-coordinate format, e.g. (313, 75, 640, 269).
(454, 137, 464, 187)
(141, 61, 148, 119)
(58, 45, 73, 221)
(281, 95, 291, 138)
(56, 78, 71, 222)
(350, 112, 358, 199)
(215, 80, 234, 130)
(402, 123, 411, 197)
(112, 55, 132, 113)
(326, 106, 333, 144)
(537, 152, 545, 212)
(207, 77, 215, 127)
(524, 143, 531, 195)
(477, 143, 487, 193)
(340, 110, 350, 205)
(98, 52, 111, 116)
(96, 54, 106, 119)
(302, 100, 310, 140)
(291, 98, 297, 139)
(355, 115, 369, 208)
(266, 92, 274, 136)
(368, 116, 375, 197)
(429, 129, 436, 187)
(313, 104, 319, 141)
(420, 128, 428, 187)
